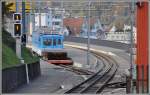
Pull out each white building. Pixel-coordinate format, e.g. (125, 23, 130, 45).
(105, 25, 136, 44)
(106, 31, 130, 43)
(63, 26, 69, 36)
(33, 8, 66, 35)
(80, 17, 105, 39)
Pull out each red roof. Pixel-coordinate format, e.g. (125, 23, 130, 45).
(63, 17, 84, 35)
(63, 17, 97, 35)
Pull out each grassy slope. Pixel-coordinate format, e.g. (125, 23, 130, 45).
(2, 29, 39, 69)
(2, 44, 20, 69)
(22, 46, 39, 64)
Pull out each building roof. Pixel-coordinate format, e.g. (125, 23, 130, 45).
(83, 18, 97, 26)
(63, 17, 98, 35)
(63, 17, 84, 35)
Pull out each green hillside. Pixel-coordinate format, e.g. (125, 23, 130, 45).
(2, 44, 20, 69)
(2, 29, 39, 69)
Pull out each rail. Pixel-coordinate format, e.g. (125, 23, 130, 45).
(65, 49, 118, 94)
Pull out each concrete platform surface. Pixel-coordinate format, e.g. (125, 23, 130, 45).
(12, 60, 84, 93)
(12, 46, 103, 94)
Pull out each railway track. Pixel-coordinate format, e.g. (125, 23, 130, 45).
(43, 45, 118, 93)
(58, 51, 106, 75)
(64, 50, 118, 94)
(59, 64, 94, 75)
(44, 59, 100, 75)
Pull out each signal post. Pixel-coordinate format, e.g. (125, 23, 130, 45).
(13, 13, 22, 59)
(14, 1, 29, 84)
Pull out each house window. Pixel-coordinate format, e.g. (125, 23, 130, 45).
(53, 39, 56, 46)
(54, 22, 60, 25)
(55, 15, 61, 19)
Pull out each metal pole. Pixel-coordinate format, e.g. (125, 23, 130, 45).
(130, 0, 135, 93)
(16, 0, 19, 12)
(22, 0, 29, 84)
(32, 2, 35, 32)
(16, 0, 22, 59)
(22, 1, 25, 46)
(61, 0, 64, 35)
(87, 1, 91, 66)
(39, 2, 41, 28)
(0, 2, 2, 93)
(148, 0, 150, 94)
(29, 2, 32, 36)
(22, 1, 26, 36)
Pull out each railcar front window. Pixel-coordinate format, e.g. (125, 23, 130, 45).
(53, 39, 56, 46)
(58, 39, 61, 45)
(43, 39, 52, 46)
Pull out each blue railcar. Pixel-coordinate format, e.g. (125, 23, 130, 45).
(32, 32, 64, 56)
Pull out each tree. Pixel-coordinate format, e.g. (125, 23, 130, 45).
(2, 2, 14, 29)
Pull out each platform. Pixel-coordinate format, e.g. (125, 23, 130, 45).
(12, 59, 84, 93)
(12, 46, 100, 93)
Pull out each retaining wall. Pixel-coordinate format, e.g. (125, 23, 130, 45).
(2, 61, 41, 93)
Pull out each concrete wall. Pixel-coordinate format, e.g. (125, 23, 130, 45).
(64, 36, 130, 51)
(2, 61, 41, 93)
